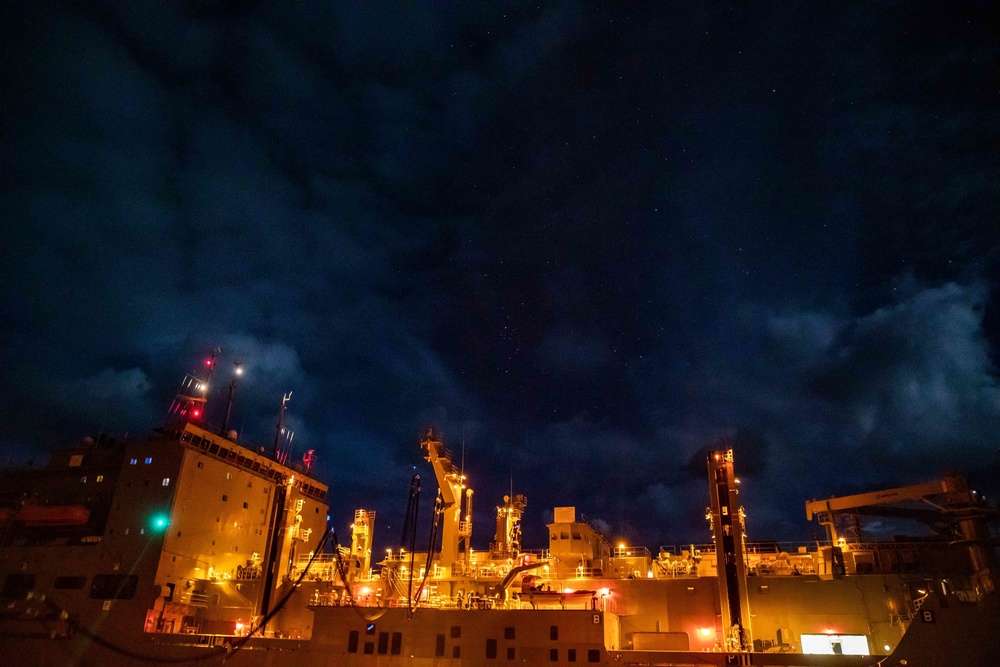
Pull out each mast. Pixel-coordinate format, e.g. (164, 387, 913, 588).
(707, 448, 752, 651)
(202, 348, 220, 420)
(272, 392, 292, 460)
(220, 359, 243, 435)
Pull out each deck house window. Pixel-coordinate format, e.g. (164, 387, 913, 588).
(90, 574, 138, 600)
(2, 574, 36, 597)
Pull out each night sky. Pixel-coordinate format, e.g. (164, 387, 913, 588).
(1, 2, 998, 551)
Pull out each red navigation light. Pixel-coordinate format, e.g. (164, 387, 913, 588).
(192, 409, 201, 418)
(205, 359, 213, 366)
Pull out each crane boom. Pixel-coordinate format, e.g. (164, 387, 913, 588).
(805, 479, 953, 520)
(420, 429, 473, 575)
(806, 474, 997, 594)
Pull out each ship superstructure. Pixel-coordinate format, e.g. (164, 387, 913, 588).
(1, 390, 998, 665)
(297, 436, 999, 665)
(0, 418, 328, 642)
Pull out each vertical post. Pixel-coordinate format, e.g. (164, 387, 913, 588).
(707, 449, 752, 651)
(273, 392, 292, 460)
(201, 348, 220, 421)
(259, 480, 287, 632)
(221, 360, 242, 434)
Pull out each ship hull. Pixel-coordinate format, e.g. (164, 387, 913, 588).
(4, 595, 1000, 667)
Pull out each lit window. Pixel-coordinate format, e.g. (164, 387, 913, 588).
(81, 476, 87, 483)
(96, 475, 104, 483)
(130, 458, 138, 465)
(801, 634, 870, 655)
(226, 472, 232, 480)
(162, 478, 170, 487)
(144, 457, 153, 464)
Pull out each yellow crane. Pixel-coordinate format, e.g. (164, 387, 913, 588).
(420, 430, 473, 576)
(806, 474, 998, 594)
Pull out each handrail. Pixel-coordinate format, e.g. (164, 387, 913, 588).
(613, 545, 651, 558)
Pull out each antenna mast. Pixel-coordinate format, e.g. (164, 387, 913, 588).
(221, 359, 243, 435)
(273, 391, 292, 460)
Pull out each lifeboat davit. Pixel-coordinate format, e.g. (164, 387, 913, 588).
(15, 505, 91, 527)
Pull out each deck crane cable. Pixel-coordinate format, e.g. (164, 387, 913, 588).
(400, 475, 421, 547)
(400, 474, 421, 614)
(223, 525, 334, 658)
(45, 524, 332, 664)
(407, 490, 443, 620)
(330, 528, 389, 623)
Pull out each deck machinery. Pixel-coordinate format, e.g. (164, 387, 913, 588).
(420, 429, 474, 576)
(806, 474, 998, 596)
(2, 417, 999, 666)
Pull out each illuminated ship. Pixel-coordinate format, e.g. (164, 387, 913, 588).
(1, 361, 998, 666)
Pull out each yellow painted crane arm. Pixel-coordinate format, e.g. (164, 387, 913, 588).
(805, 479, 956, 520)
(420, 432, 462, 507)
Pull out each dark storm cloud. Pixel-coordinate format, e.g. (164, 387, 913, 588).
(703, 281, 999, 538)
(0, 1, 587, 515)
(1, 2, 997, 550)
(500, 280, 1000, 545)
(806, 283, 997, 455)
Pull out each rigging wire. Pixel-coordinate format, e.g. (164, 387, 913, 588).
(399, 474, 421, 616)
(43, 526, 332, 664)
(407, 491, 443, 620)
(329, 529, 388, 623)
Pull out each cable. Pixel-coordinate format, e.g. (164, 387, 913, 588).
(222, 526, 332, 661)
(407, 491, 443, 619)
(329, 529, 388, 623)
(44, 527, 332, 665)
(401, 475, 421, 614)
